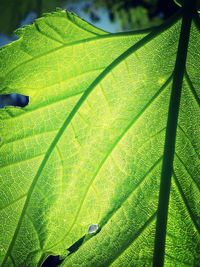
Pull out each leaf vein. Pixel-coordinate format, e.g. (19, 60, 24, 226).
(50, 70, 170, 247)
(173, 171, 200, 234)
(1, 19, 177, 264)
(174, 152, 200, 191)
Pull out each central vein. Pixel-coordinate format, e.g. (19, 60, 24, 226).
(153, 0, 196, 266)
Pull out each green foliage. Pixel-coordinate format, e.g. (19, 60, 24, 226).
(0, 3, 200, 267)
(87, 0, 163, 30)
(114, 6, 162, 30)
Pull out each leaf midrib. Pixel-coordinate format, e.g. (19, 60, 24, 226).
(153, 2, 196, 265)
(1, 13, 180, 266)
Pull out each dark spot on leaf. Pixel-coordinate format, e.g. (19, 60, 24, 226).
(67, 235, 85, 255)
(42, 255, 63, 267)
(0, 94, 29, 108)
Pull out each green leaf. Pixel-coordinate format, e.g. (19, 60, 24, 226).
(0, 4, 200, 267)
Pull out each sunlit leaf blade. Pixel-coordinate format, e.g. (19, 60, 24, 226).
(0, 7, 200, 267)
(0, 9, 149, 266)
(164, 18, 200, 265)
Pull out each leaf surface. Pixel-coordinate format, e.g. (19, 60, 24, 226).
(0, 6, 200, 267)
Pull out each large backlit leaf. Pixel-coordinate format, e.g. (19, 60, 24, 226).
(0, 4, 200, 267)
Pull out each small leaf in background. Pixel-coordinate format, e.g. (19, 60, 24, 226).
(0, 0, 60, 35)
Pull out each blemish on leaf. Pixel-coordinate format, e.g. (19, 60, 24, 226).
(88, 224, 99, 234)
(42, 255, 63, 267)
(67, 235, 85, 255)
(0, 94, 29, 108)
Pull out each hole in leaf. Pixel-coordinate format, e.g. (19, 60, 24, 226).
(42, 255, 63, 267)
(0, 94, 29, 108)
(42, 235, 86, 266)
(67, 235, 85, 255)
(88, 224, 100, 234)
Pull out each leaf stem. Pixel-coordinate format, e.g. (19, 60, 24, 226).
(37, 0, 43, 17)
(153, 0, 196, 266)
